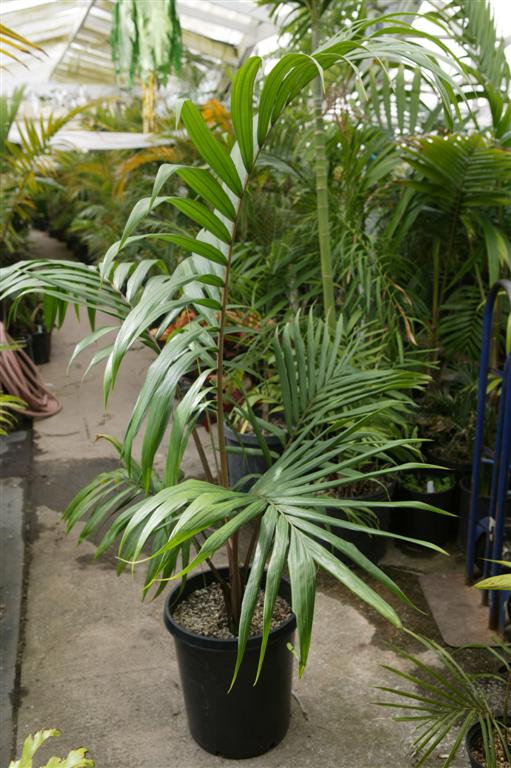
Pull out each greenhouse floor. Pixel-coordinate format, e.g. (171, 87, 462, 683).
(3, 234, 472, 767)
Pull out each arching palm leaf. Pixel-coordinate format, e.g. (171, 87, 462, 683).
(0, 17, 463, 679)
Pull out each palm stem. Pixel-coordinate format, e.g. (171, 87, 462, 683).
(215, 220, 243, 626)
(142, 71, 157, 133)
(191, 426, 213, 483)
(429, 239, 440, 366)
(312, 5, 336, 331)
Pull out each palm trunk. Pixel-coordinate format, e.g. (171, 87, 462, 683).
(312, 8, 336, 331)
(429, 240, 440, 366)
(142, 71, 157, 133)
(216, 228, 242, 629)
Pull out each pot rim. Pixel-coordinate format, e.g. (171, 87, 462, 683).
(423, 449, 472, 472)
(164, 567, 296, 651)
(224, 424, 285, 447)
(460, 475, 511, 500)
(466, 721, 484, 768)
(327, 478, 396, 503)
(465, 719, 510, 768)
(399, 477, 457, 495)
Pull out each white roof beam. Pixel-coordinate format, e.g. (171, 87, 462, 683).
(70, 42, 113, 61)
(8, 6, 75, 33)
(210, 0, 272, 23)
(88, 4, 112, 20)
(180, 14, 243, 45)
(13, 24, 71, 44)
(55, 63, 113, 83)
(65, 50, 114, 70)
(177, 1, 253, 34)
(50, 0, 97, 78)
(182, 29, 238, 65)
(1, 0, 57, 15)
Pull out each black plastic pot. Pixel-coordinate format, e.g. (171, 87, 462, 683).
(394, 478, 458, 546)
(466, 722, 484, 768)
(30, 326, 51, 365)
(423, 448, 472, 479)
(465, 721, 510, 767)
(225, 425, 284, 490)
(12, 333, 33, 360)
(327, 483, 394, 564)
(164, 568, 296, 759)
(458, 476, 511, 552)
(49, 226, 66, 241)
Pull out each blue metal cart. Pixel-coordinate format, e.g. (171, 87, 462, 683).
(465, 279, 511, 634)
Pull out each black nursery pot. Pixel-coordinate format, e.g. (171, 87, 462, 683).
(30, 326, 51, 365)
(395, 479, 457, 546)
(328, 484, 394, 565)
(458, 476, 511, 552)
(465, 721, 510, 768)
(423, 447, 472, 479)
(466, 722, 484, 768)
(164, 568, 296, 759)
(225, 425, 284, 490)
(15, 333, 34, 359)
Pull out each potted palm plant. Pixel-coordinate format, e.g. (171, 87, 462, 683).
(380, 631, 511, 767)
(0, 19, 463, 758)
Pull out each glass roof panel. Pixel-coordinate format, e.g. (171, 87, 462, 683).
(2, 0, 508, 96)
(0, 0, 277, 92)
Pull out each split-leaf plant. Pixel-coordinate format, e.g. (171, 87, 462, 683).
(0, 16, 464, 681)
(9, 729, 94, 768)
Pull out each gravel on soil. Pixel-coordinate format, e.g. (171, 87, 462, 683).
(472, 726, 511, 767)
(172, 582, 292, 639)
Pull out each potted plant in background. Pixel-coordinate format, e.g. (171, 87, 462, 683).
(5, 297, 52, 365)
(0, 19, 463, 758)
(379, 631, 511, 767)
(395, 468, 458, 547)
(324, 461, 397, 564)
(416, 365, 478, 476)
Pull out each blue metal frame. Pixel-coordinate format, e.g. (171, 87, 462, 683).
(465, 280, 511, 598)
(488, 354, 511, 631)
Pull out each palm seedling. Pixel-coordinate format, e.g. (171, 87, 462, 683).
(379, 632, 511, 767)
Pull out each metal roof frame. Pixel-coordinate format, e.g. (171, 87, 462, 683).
(0, 0, 277, 89)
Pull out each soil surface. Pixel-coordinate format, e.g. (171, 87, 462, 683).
(332, 475, 394, 499)
(472, 727, 511, 766)
(172, 582, 292, 639)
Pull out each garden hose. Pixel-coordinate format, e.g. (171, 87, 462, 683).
(0, 322, 61, 418)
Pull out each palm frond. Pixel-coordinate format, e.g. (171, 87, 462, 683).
(378, 631, 511, 767)
(438, 285, 485, 361)
(0, 23, 44, 65)
(0, 392, 26, 435)
(63, 314, 441, 681)
(0, 21, 464, 680)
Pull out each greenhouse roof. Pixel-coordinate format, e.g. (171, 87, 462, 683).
(2, 0, 509, 95)
(1, 0, 277, 88)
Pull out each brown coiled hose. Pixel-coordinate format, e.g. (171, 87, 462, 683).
(0, 322, 61, 418)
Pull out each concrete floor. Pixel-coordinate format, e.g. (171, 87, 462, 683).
(3, 232, 472, 767)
